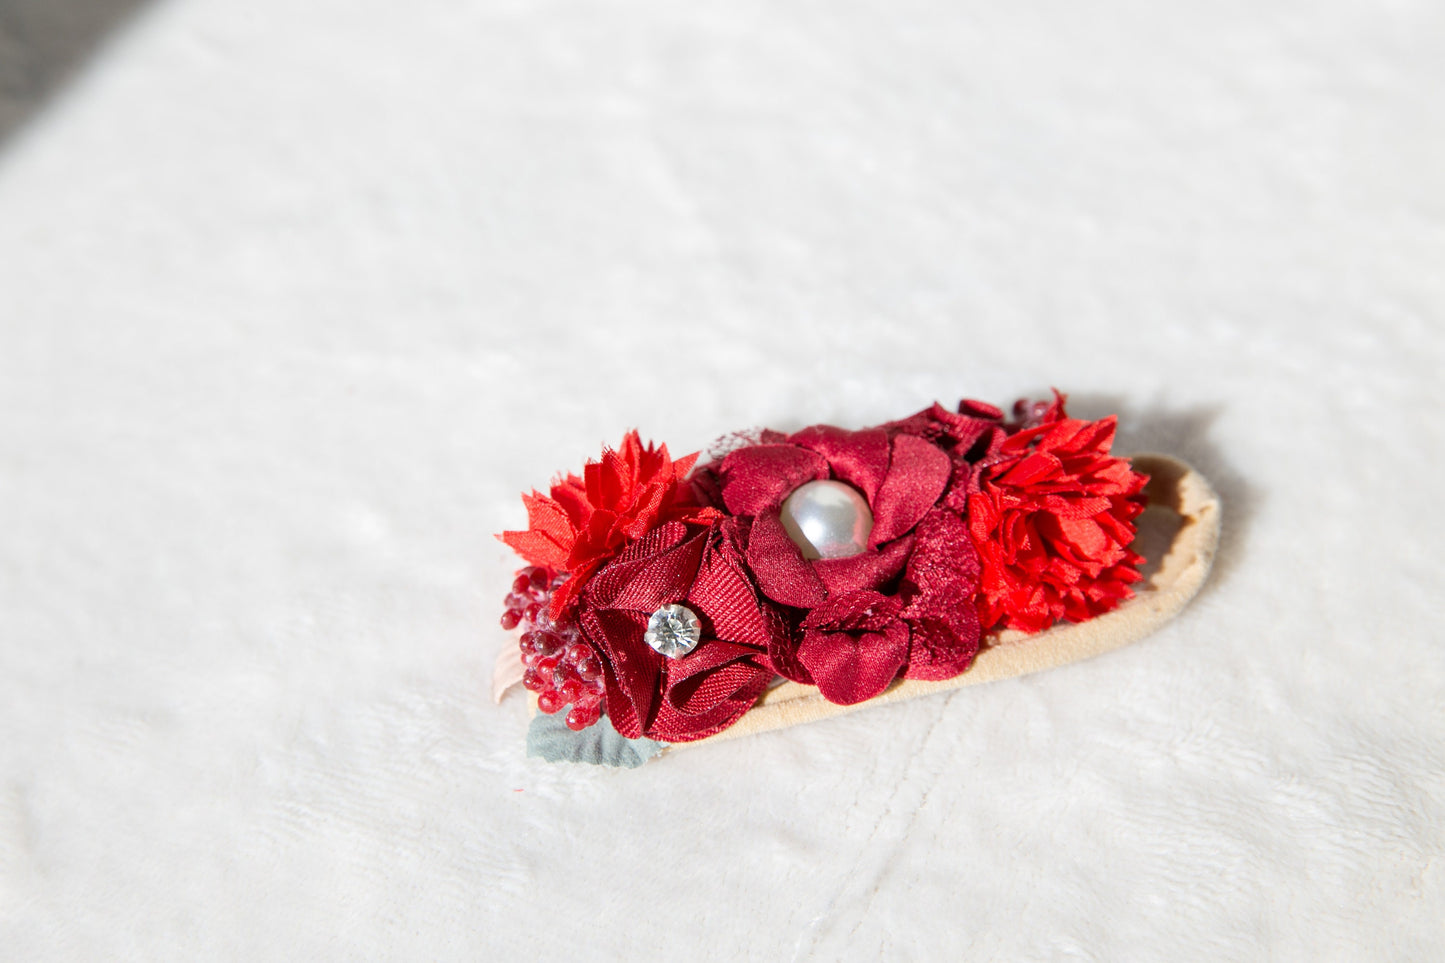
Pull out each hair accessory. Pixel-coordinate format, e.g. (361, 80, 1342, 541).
(494, 393, 1220, 767)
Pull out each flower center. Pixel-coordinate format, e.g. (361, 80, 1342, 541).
(779, 480, 873, 560)
(644, 604, 702, 659)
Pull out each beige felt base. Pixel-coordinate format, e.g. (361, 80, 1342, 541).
(671, 453, 1221, 751)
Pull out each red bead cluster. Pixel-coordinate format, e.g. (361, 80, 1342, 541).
(502, 565, 606, 731)
(499, 566, 553, 630)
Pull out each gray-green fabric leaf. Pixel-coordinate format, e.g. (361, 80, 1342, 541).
(526, 712, 667, 768)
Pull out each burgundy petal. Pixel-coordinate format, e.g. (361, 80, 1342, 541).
(798, 591, 909, 705)
(582, 607, 658, 736)
(798, 628, 909, 706)
(687, 519, 775, 647)
(720, 445, 829, 516)
(903, 509, 980, 596)
(745, 510, 829, 608)
(582, 521, 697, 610)
(648, 664, 771, 742)
(788, 425, 891, 503)
(879, 400, 1003, 457)
(663, 640, 766, 714)
(902, 582, 981, 681)
(812, 535, 914, 597)
(870, 434, 951, 546)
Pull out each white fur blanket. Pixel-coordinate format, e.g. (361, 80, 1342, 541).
(1, 0, 1441, 958)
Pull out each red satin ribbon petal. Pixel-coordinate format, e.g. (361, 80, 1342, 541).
(719, 445, 829, 515)
(687, 520, 777, 648)
(812, 536, 914, 597)
(745, 510, 830, 609)
(870, 434, 952, 546)
(788, 424, 891, 503)
(798, 591, 910, 705)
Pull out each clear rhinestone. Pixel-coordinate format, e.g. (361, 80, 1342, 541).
(644, 603, 702, 659)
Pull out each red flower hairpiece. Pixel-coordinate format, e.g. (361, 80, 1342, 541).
(495, 392, 1166, 759)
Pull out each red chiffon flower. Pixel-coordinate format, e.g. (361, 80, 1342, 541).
(967, 403, 1149, 633)
(576, 519, 782, 742)
(499, 431, 719, 616)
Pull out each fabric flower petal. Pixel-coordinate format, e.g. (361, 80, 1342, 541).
(583, 607, 660, 736)
(869, 434, 951, 546)
(880, 399, 1005, 461)
(812, 535, 914, 597)
(798, 590, 909, 705)
(788, 424, 891, 503)
(686, 519, 777, 647)
(719, 444, 830, 516)
(744, 510, 829, 609)
(662, 640, 768, 715)
(581, 521, 694, 609)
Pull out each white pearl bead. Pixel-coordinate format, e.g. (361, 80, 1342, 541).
(779, 480, 873, 560)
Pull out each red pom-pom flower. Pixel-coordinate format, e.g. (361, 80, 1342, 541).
(966, 399, 1149, 633)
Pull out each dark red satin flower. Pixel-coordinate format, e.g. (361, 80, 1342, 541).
(714, 425, 983, 702)
(499, 431, 719, 617)
(967, 400, 1149, 633)
(575, 518, 782, 743)
(717, 425, 952, 610)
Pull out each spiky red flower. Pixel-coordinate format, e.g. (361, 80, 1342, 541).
(967, 401, 1149, 634)
(499, 431, 719, 616)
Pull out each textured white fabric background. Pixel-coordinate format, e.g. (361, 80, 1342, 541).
(2, 0, 1443, 959)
